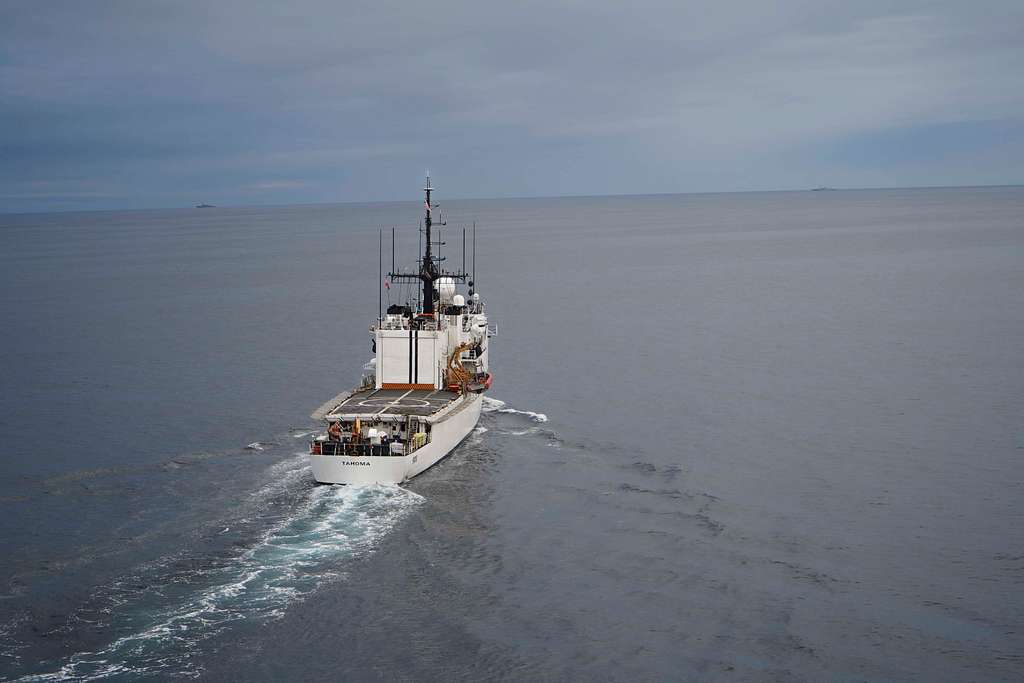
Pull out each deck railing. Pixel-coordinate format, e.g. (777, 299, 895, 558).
(311, 440, 423, 457)
(312, 442, 394, 457)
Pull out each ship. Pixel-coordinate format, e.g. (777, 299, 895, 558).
(307, 175, 494, 484)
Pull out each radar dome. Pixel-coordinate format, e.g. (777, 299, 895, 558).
(435, 277, 456, 304)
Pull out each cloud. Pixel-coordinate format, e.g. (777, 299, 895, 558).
(1, 1, 1022, 211)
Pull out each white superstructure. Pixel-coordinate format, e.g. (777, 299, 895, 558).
(308, 176, 494, 484)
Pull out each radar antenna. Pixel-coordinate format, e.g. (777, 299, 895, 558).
(387, 174, 469, 315)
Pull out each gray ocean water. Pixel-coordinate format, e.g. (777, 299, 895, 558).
(1, 187, 1022, 681)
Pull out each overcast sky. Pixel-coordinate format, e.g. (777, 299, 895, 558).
(2, 0, 1023, 212)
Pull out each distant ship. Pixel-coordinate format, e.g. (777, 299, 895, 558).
(810, 187, 835, 192)
(195, 203, 216, 208)
(308, 175, 494, 484)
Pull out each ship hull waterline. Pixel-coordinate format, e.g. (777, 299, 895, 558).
(309, 393, 483, 485)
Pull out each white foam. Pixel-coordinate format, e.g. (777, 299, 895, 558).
(250, 455, 309, 500)
(245, 442, 265, 451)
(498, 408, 548, 423)
(481, 396, 507, 412)
(30, 481, 424, 681)
(481, 396, 548, 422)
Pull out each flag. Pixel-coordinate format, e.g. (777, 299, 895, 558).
(384, 279, 390, 289)
(424, 199, 431, 213)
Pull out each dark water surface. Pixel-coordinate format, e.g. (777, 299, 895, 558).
(1, 188, 1022, 681)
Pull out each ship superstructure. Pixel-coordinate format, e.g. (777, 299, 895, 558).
(308, 176, 494, 484)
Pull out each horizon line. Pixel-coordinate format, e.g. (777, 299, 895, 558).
(2, 182, 1023, 217)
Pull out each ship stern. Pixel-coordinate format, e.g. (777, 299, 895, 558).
(308, 453, 410, 485)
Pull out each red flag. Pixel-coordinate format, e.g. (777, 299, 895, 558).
(384, 279, 390, 289)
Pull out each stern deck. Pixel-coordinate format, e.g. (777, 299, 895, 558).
(325, 387, 459, 419)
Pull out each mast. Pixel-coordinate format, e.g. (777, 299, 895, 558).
(378, 228, 383, 322)
(420, 173, 438, 314)
(388, 173, 469, 315)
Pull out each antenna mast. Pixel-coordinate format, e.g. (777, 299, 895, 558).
(378, 228, 383, 322)
(388, 173, 470, 314)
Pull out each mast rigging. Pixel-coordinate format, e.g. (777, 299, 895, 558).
(388, 174, 469, 315)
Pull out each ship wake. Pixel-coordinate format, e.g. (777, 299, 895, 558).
(478, 396, 564, 445)
(482, 396, 548, 423)
(20, 470, 422, 681)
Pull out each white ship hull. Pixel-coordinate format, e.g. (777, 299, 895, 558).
(309, 393, 482, 485)
(308, 176, 493, 485)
